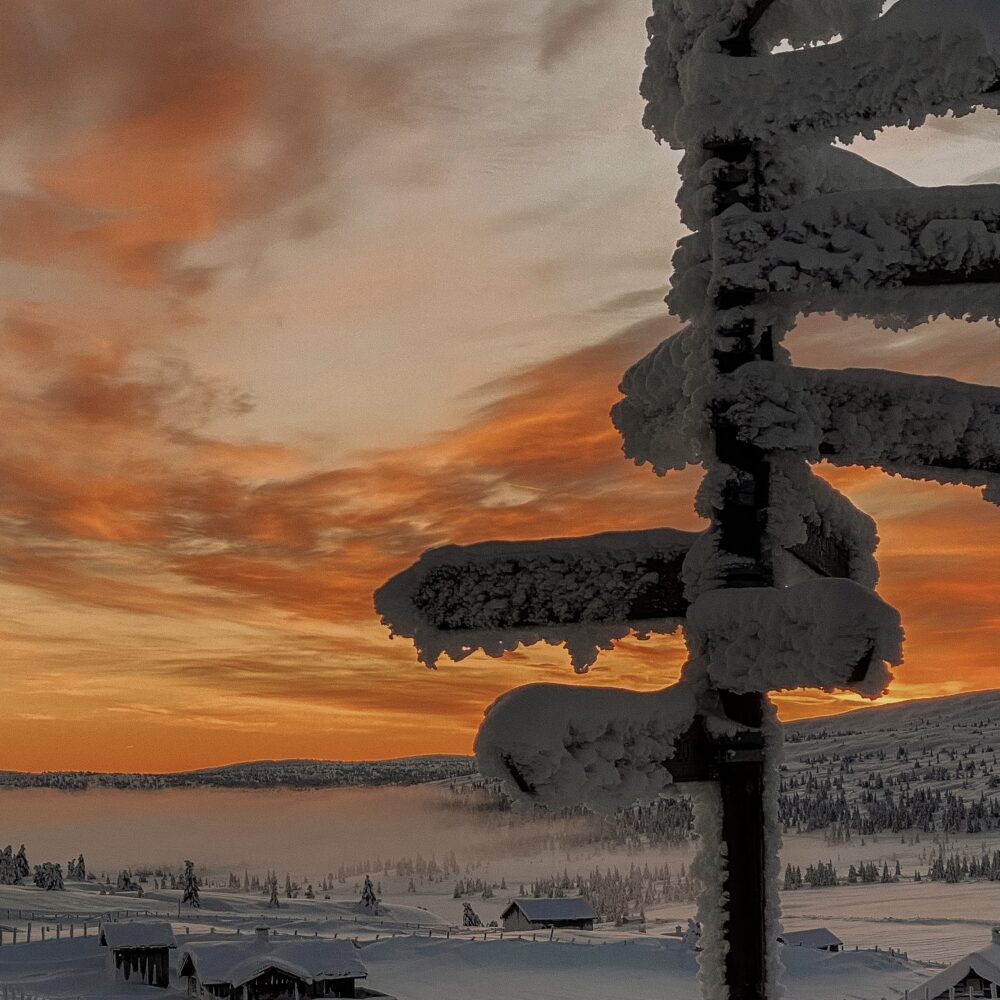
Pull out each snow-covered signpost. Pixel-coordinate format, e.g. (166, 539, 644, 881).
(376, 2, 1000, 998)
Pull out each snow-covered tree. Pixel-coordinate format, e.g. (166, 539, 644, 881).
(0, 847, 19, 886)
(267, 871, 280, 909)
(360, 874, 379, 913)
(182, 859, 201, 908)
(33, 862, 64, 891)
(462, 902, 483, 927)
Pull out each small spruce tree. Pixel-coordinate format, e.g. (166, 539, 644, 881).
(182, 860, 201, 908)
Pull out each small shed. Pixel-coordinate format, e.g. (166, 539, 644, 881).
(500, 898, 596, 931)
(917, 928, 1000, 1000)
(179, 928, 368, 998)
(777, 928, 843, 953)
(100, 920, 177, 987)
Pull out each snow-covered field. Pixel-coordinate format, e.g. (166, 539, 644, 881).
(0, 881, 931, 1000)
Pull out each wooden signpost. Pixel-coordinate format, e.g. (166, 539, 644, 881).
(376, 2, 1000, 997)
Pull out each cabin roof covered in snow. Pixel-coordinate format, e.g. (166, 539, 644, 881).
(918, 941, 1000, 997)
(100, 921, 177, 950)
(179, 938, 367, 986)
(503, 898, 597, 922)
(778, 928, 843, 949)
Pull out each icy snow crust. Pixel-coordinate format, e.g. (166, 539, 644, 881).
(713, 186, 1000, 300)
(717, 363, 1000, 502)
(676, 0, 1000, 146)
(374, 530, 697, 672)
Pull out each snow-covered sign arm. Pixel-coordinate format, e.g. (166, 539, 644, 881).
(715, 363, 1000, 502)
(374, 529, 697, 672)
(473, 682, 702, 812)
(713, 185, 1000, 307)
(673, 0, 1000, 146)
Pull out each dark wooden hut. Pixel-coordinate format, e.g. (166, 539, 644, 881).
(100, 920, 177, 988)
(500, 898, 596, 931)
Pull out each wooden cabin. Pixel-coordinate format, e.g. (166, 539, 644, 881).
(100, 920, 177, 988)
(917, 928, 1000, 999)
(777, 928, 844, 953)
(500, 898, 596, 931)
(179, 928, 369, 999)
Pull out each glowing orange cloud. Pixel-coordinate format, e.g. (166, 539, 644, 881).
(0, 2, 997, 771)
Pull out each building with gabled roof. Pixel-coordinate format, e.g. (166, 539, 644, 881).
(777, 928, 843, 952)
(179, 927, 370, 998)
(916, 928, 1000, 1000)
(500, 897, 596, 931)
(100, 920, 177, 987)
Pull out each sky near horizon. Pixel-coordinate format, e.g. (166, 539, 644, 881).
(1, 1, 999, 772)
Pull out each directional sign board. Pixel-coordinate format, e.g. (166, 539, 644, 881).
(376, 485, 878, 672)
(712, 185, 1000, 302)
(715, 362, 1000, 501)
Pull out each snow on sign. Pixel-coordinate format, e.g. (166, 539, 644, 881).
(374, 2, 1000, 999)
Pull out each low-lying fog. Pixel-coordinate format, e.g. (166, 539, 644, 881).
(0, 785, 605, 877)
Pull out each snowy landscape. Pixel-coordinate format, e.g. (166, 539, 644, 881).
(1, 691, 999, 998)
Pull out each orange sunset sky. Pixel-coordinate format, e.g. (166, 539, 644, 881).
(1, 1, 998, 772)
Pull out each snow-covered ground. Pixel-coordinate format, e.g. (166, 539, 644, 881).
(4, 692, 1000, 995)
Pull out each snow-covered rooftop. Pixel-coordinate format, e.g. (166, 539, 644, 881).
(179, 938, 367, 986)
(503, 898, 597, 923)
(918, 940, 1000, 999)
(778, 928, 843, 950)
(100, 921, 177, 950)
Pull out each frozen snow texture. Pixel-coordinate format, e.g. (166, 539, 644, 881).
(474, 682, 699, 813)
(612, 325, 714, 472)
(716, 362, 1000, 502)
(766, 458, 879, 589)
(713, 185, 1000, 301)
(641, 0, 883, 149)
(374, 530, 697, 672)
(674, 0, 1000, 146)
(761, 702, 786, 1000)
(689, 782, 729, 1000)
(683, 578, 902, 697)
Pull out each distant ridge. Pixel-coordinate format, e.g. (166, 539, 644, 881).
(0, 754, 477, 791)
(786, 687, 1000, 737)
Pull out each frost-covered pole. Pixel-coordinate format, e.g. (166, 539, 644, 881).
(689, 18, 771, 1000)
(640, 6, 782, 996)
